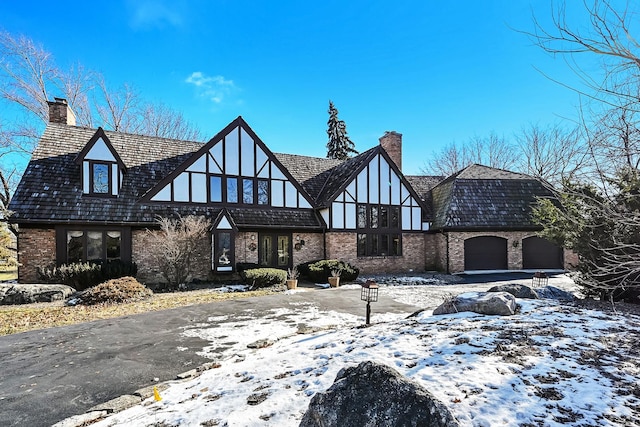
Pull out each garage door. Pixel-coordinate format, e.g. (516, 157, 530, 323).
(522, 236, 563, 269)
(464, 236, 508, 270)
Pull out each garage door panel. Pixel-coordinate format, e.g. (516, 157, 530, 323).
(464, 236, 508, 270)
(522, 236, 563, 269)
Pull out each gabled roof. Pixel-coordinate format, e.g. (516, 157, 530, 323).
(9, 118, 430, 229)
(74, 127, 127, 171)
(8, 122, 323, 229)
(315, 147, 379, 206)
(430, 164, 555, 230)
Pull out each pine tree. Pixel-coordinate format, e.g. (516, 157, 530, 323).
(326, 100, 358, 160)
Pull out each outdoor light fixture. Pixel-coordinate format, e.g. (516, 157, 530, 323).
(360, 280, 379, 325)
(532, 271, 548, 288)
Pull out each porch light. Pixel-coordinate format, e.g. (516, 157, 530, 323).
(360, 280, 379, 325)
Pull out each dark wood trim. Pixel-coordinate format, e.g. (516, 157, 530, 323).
(55, 225, 131, 265)
(87, 160, 116, 197)
(75, 127, 127, 171)
(258, 232, 293, 269)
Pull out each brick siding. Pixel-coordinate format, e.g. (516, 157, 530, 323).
(17, 227, 56, 283)
(325, 232, 426, 274)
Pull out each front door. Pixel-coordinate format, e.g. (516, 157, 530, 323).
(259, 233, 292, 269)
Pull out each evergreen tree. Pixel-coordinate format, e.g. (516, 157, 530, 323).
(533, 168, 640, 302)
(326, 101, 358, 160)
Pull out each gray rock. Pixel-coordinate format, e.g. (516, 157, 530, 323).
(487, 284, 539, 299)
(299, 361, 459, 427)
(247, 339, 274, 349)
(0, 284, 75, 305)
(89, 394, 141, 413)
(536, 285, 575, 301)
(433, 291, 517, 316)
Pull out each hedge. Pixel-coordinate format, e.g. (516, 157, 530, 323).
(37, 260, 138, 291)
(241, 268, 287, 288)
(297, 259, 359, 283)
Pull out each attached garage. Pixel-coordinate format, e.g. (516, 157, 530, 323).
(522, 236, 563, 269)
(464, 236, 508, 270)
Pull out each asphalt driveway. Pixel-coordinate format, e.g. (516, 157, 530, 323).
(0, 287, 420, 427)
(0, 273, 576, 427)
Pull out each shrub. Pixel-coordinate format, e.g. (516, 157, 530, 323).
(37, 260, 138, 291)
(78, 277, 152, 305)
(300, 259, 359, 283)
(241, 268, 287, 289)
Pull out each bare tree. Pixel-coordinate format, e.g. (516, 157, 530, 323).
(138, 102, 201, 141)
(526, 0, 640, 109)
(515, 123, 587, 185)
(422, 132, 518, 176)
(146, 215, 210, 287)
(0, 30, 203, 221)
(94, 77, 141, 133)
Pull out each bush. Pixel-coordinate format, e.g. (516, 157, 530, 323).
(299, 259, 360, 283)
(37, 260, 138, 291)
(241, 268, 287, 288)
(78, 276, 152, 305)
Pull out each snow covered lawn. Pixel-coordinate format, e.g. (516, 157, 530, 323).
(93, 289, 640, 427)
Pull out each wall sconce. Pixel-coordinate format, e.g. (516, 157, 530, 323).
(294, 235, 305, 251)
(512, 240, 519, 248)
(251, 234, 256, 241)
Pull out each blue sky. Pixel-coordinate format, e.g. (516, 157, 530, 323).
(1, 0, 589, 174)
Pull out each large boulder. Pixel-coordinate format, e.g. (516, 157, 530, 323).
(299, 361, 459, 427)
(433, 291, 516, 316)
(487, 283, 539, 299)
(0, 284, 75, 305)
(535, 285, 575, 301)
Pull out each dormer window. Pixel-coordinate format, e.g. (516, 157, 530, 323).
(76, 128, 126, 197)
(90, 161, 112, 194)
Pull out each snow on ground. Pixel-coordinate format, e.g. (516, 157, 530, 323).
(93, 278, 640, 427)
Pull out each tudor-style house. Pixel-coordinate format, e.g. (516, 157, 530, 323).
(9, 99, 570, 284)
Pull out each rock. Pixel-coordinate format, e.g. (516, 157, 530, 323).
(536, 286, 575, 301)
(247, 339, 274, 349)
(299, 361, 459, 427)
(247, 392, 269, 405)
(0, 284, 75, 305)
(433, 292, 516, 316)
(51, 410, 108, 427)
(89, 394, 141, 413)
(487, 284, 539, 299)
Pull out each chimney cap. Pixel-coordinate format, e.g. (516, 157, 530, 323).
(53, 97, 68, 104)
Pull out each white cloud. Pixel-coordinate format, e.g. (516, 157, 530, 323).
(127, 0, 184, 30)
(185, 72, 236, 104)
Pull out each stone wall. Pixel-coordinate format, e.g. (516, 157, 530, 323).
(17, 227, 56, 283)
(325, 232, 425, 274)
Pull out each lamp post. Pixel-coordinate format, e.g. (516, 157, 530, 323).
(360, 280, 379, 325)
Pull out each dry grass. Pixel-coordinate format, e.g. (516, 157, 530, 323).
(0, 288, 277, 336)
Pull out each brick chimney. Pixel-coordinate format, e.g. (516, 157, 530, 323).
(379, 131, 402, 171)
(47, 98, 76, 126)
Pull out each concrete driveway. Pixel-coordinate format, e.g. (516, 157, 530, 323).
(0, 287, 420, 427)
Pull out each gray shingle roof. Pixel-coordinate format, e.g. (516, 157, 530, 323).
(273, 153, 342, 201)
(9, 123, 323, 229)
(430, 164, 554, 230)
